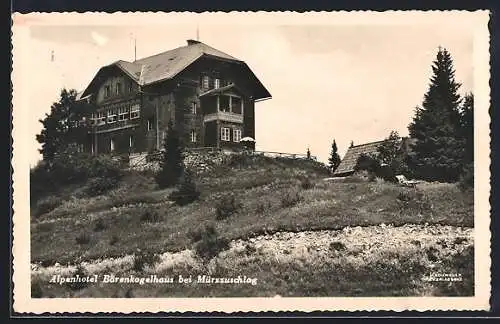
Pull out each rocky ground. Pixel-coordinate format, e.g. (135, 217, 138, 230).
(32, 223, 473, 297)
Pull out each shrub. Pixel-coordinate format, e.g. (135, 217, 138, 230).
(75, 232, 91, 245)
(51, 149, 123, 185)
(30, 149, 123, 203)
(300, 177, 314, 190)
(280, 190, 302, 208)
(215, 194, 243, 220)
(84, 177, 119, 197)
(32, 196, 63, 217)
(376, 164, 397, 182)
(140, 208, 162, 223)
(168, 169, 201, 206)
(194, 224, 230, 260)
(354, 154, 380, 174)
(133, 250, 160, 272)
(354, 154, 400, 182)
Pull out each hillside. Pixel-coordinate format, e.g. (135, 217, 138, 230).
(30, 154, 474, 298)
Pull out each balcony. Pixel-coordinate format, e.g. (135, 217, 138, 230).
(203, 111, 243, 124)
(90, 118, 140, 134)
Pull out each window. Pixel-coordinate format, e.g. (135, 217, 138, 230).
(128, 82, 134, 93)
(219, 96, 230, 112)
(118, 106, 129, 121)
(214, 78, 220, 89)
(233, 129, 242, 143)
(191, 130, 197, 143)
(116, 83, 122, 95)
(147, 117, 155, 131)
(104, 85, 111, 98)
(110, 138, 115, 152)
(130, 104, 140, 119)
(107, 109, 117, 123)
(231, 96, 242, 114)
(191, 102, 197, 114)
(221, 127, 230, 141)
(202, 75, 210, 90)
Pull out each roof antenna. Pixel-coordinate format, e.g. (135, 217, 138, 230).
(196, 25, 200, 41)
(130, 32, 137, 62)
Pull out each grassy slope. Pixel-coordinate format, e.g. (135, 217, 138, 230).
(31, 157, 473, 267)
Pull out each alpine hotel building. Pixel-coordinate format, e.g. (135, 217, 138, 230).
(77, 40, 272, 155)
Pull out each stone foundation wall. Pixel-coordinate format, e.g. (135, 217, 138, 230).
(128, 150, 228, 174)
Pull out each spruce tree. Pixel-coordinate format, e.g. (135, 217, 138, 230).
(407, 47, 465, 182)
(155, 120, 184, 188)
(328, 139, 341, 172)
(458, 93, 474, 189)
(460, 93, 474, 167)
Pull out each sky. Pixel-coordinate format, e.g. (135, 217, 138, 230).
(12, 12, 480, 166)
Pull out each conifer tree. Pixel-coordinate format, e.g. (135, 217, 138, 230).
(458, 93, 474, 189)
(155, 120, 184, 188)
(407, 47, 465, 182)
(328, 139, 341, 172)
(460, 93, 474, 167)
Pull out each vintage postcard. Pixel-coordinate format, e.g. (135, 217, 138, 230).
(12, 11, 491, 313)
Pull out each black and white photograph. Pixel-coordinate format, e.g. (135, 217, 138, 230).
(11, 11, 491, 312)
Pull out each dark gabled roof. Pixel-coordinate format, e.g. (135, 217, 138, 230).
(333, 136, 415, 176)
(333, 140, 386, 176)
(81, 40, 272, 100)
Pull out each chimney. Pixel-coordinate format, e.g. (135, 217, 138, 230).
(187, 39, 200, 46)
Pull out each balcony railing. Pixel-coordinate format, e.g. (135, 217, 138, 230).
(89, 118, 140, 134)
(203, 111, 243, 124)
